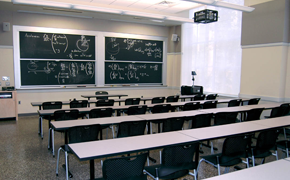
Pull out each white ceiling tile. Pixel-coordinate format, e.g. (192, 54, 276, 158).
(91, 0, 116, 5)
(111, 0, 138, 7)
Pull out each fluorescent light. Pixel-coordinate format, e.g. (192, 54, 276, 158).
(182, 0, 215, 5)
(150, 19, 164, 23)
(13, 0, 72, 9)
(213, 1, 255, 12)
(17, 10, 93, 19)
(124, 11, 165, 20)
(73, 5, 122, 14)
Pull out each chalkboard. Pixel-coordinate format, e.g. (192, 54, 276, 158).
(105, 37, 163, 62)
(20, 60, 95, 85)
(20, 31, 95, 60)
(105, 62, 162, 84)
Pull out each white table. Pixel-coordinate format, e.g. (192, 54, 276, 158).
(205, 158, 290, 180)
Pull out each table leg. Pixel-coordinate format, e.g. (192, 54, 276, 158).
(52, 129, 55, 157)
(90, 160, 95, 180)
(40, 116, 43, 139)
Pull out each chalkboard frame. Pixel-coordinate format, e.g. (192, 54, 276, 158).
(13, 26, 98, 89)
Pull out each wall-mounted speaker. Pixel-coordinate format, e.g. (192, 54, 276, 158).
(171, 34, 178, 41)
(3, 22, 10, 32)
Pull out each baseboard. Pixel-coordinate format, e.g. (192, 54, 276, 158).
(18, 113, 38, 116)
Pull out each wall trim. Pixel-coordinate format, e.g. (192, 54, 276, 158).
(242, 42, 290, 49)
(0, 45, 13, 49)
(239, 93, 285, 102)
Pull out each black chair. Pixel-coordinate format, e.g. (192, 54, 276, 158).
(150, 104, 172, 134)
(244, 108, 264, 121)
(144, 142, 200, 180)
(250, 129, 280, 167)
(69, 100, 88, 118)
(119, 98, 141, 115)
(95, 91, 108, 100)
(161, 117, 184, 133)
(193, 94, 205, 101)
(266, 107, 280, 118)
(89, 108, 114, 138)
(96, 152, 148, 180)
(42, 101, 62, 148)
(116, 120, 147, 138)
(206, 94, 218, 100)
(183, 102, 200, 111)
(125, 98, 141, 105)
(151, 97, 165, 104)
(56, 124, 102, 180)
(69, 100, 88, 108)
(214, 111, 239, 126)
(199, 135, 250, 175)
(202, 100, 217, 109)
(228, 99, 242, 107)
(127, 105, 147, 115)
(242, 98, 260, 106)
(166, 95, 179, 102)
(264, 103, 290, 118)
(96, 99, 115, 107)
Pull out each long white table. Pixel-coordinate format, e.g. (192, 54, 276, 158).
(205, 158, 290, 180)
(68, 115, 290, 180)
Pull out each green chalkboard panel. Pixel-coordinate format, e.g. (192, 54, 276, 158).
(105, 62, 162, 84)
(105, 37, 163, 62)
(20, 60, 95, 85)
(20, 31, 95, 60)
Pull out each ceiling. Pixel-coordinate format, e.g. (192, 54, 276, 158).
(0, 0, 253, 26)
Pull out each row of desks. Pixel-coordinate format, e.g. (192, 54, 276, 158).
(37, 98, 239, 138)
(67, 115, 290, 179)
(48, 103, 280, 156)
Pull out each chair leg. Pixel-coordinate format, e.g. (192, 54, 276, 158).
(56, 147, 63, 176)
(252, 155, 255, 167)
(48, 128, 51, 149)
(217, 164, 221, 176)
(65, 151, 69, 180)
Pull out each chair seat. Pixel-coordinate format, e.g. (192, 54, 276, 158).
(277, 140, 290, 148)
(250, 149, 273, 159)
(144, 162, 195, 179)
(202, 153, 243, 167)
(94, 174, 147, 180)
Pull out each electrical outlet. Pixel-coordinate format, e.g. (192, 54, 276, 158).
(18, 101, 21, 104)
(6, 82, 10, 86)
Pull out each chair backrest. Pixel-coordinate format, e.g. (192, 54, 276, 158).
(54, 109, 79, 121)
(162, 117, 184, 133)
(202, 100, 217, 109)
(269, 107, 281, 118)
(152, 104, 171, 114)
(95, 91, 108, 100)
(151, 97, 165, 104)
(279, 103, 290, 116)
(127, 105, 147, 115)
(183, 102, 200, 111)
(191, 113, 213, 129)
(206, 94, 217, 100)
(245, 108, 264, 121)
(255, 129, 281, 154)
(89, 108, 113, 118)
(117, 120, 147, 138)
(214, 111, 238, 125)
(162, 142, 199, 169)
(96, 99, 115, 107)
(102, 152, 148, 180)
(125, 98, 141, 105)
(220, 135, 250, 164)
(42, 101, 62, 110)
(193, 94, 205, 101)
(247, 98, 261, 105)
(228, 99, 242, 107)
(166, 95, 179, 103)
(68, 124, 102, 143)
(69, 100, 88, 108)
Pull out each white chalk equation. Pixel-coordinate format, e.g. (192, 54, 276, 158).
(106, 62, 160, 82)
(105, 37, 163, 61)
(25, 60, 95, 84)
(20, 32, 95, 60)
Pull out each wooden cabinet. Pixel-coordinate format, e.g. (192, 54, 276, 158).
(0, 91, 18, 120)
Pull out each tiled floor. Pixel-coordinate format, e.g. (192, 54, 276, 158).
(0, 99, 288, 180)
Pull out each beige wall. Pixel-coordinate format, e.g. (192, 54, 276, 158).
(167, 53, 182, 88)
(0, 48, 14, 87)
(284, 46, 290, 100)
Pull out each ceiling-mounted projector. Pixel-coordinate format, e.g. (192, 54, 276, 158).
(194, 9, 218, 23)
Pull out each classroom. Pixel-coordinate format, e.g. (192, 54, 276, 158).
(0, 0, 290, 179)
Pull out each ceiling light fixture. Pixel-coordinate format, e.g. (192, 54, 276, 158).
(13, 0, 72, 9)
(73, 5, 122, 14)
(124, 11, 165, 20)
